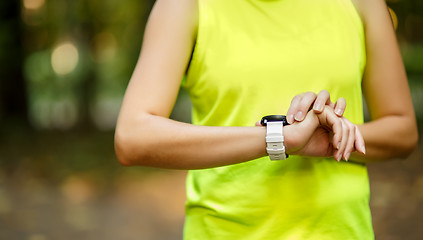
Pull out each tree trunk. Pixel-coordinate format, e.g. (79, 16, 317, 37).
(0, 1, 29, 127)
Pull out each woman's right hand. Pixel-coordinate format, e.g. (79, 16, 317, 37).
(286, 90, 346, 124)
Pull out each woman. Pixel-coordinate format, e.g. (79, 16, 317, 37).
(115, 0, 418, 239)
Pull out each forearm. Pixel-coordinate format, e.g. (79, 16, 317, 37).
(115, 114, 268, 169)
(350, 115, 418, 163)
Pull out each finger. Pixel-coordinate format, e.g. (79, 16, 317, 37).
(342, 117, 366, 155)
(313, 90, 332, 113)
(334, 97, 346, 117)
(342, 119, 356, 161)
(294, 92, 317, 122)
(335, 119, 349, 162)
(255, 121, 261, 126)
(319, 107, 343, 154)
(286, 94, 303, 124)
(354, 125, 366, 155)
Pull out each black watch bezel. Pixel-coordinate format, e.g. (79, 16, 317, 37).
(260, 115, 290, 126)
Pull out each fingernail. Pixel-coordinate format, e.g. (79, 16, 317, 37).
(314, 104, 322, 112)
(335, 108, 342, 116)
(361, 145, 366, 155)
(336, 154, 341, 162)
(337, 142, 341, 150)
(345, 152, 350, 161)
(287, 114, 294, 124)
(294, 111, 303, 121)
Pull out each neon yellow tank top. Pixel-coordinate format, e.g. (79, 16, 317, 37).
(183, 0, 373, 239)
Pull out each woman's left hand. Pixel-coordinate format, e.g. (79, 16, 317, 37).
(256, 106, 366, 161)
(284, 106, 365, 161)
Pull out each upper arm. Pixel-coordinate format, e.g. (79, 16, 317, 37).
(118, 0, 198, 121)
(353, 0, 415, 121)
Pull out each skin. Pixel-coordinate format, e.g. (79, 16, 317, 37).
(286, 90, 347, 124)
(287, 0, 418, 162)
(114, 0, 412, 169)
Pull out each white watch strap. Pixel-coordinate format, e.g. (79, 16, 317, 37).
(266, 121, 287, 160)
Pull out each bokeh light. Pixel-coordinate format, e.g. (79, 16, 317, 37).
(23, 0, 45, 10)
(51, 42, 79, 75)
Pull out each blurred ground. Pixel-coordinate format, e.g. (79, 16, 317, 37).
(0, 129, 186, 240)
(0, 128, 422, 240)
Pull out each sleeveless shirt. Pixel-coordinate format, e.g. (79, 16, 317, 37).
(182, 0, 373, 239)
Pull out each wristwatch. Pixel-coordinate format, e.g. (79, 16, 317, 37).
(260, 115, 290, 160)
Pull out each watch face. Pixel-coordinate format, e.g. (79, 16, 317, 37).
(261, 115, 289, 126)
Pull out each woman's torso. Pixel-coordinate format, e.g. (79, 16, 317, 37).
(183, 0, 373, 239)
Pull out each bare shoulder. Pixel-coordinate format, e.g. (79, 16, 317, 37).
(155, 0, 198, 12)
(148, 0, 198, 37)
(350, 0, 391, 27)
(153, 0, 198, 21)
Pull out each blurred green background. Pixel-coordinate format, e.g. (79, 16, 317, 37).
(0, 0, 422, 239)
